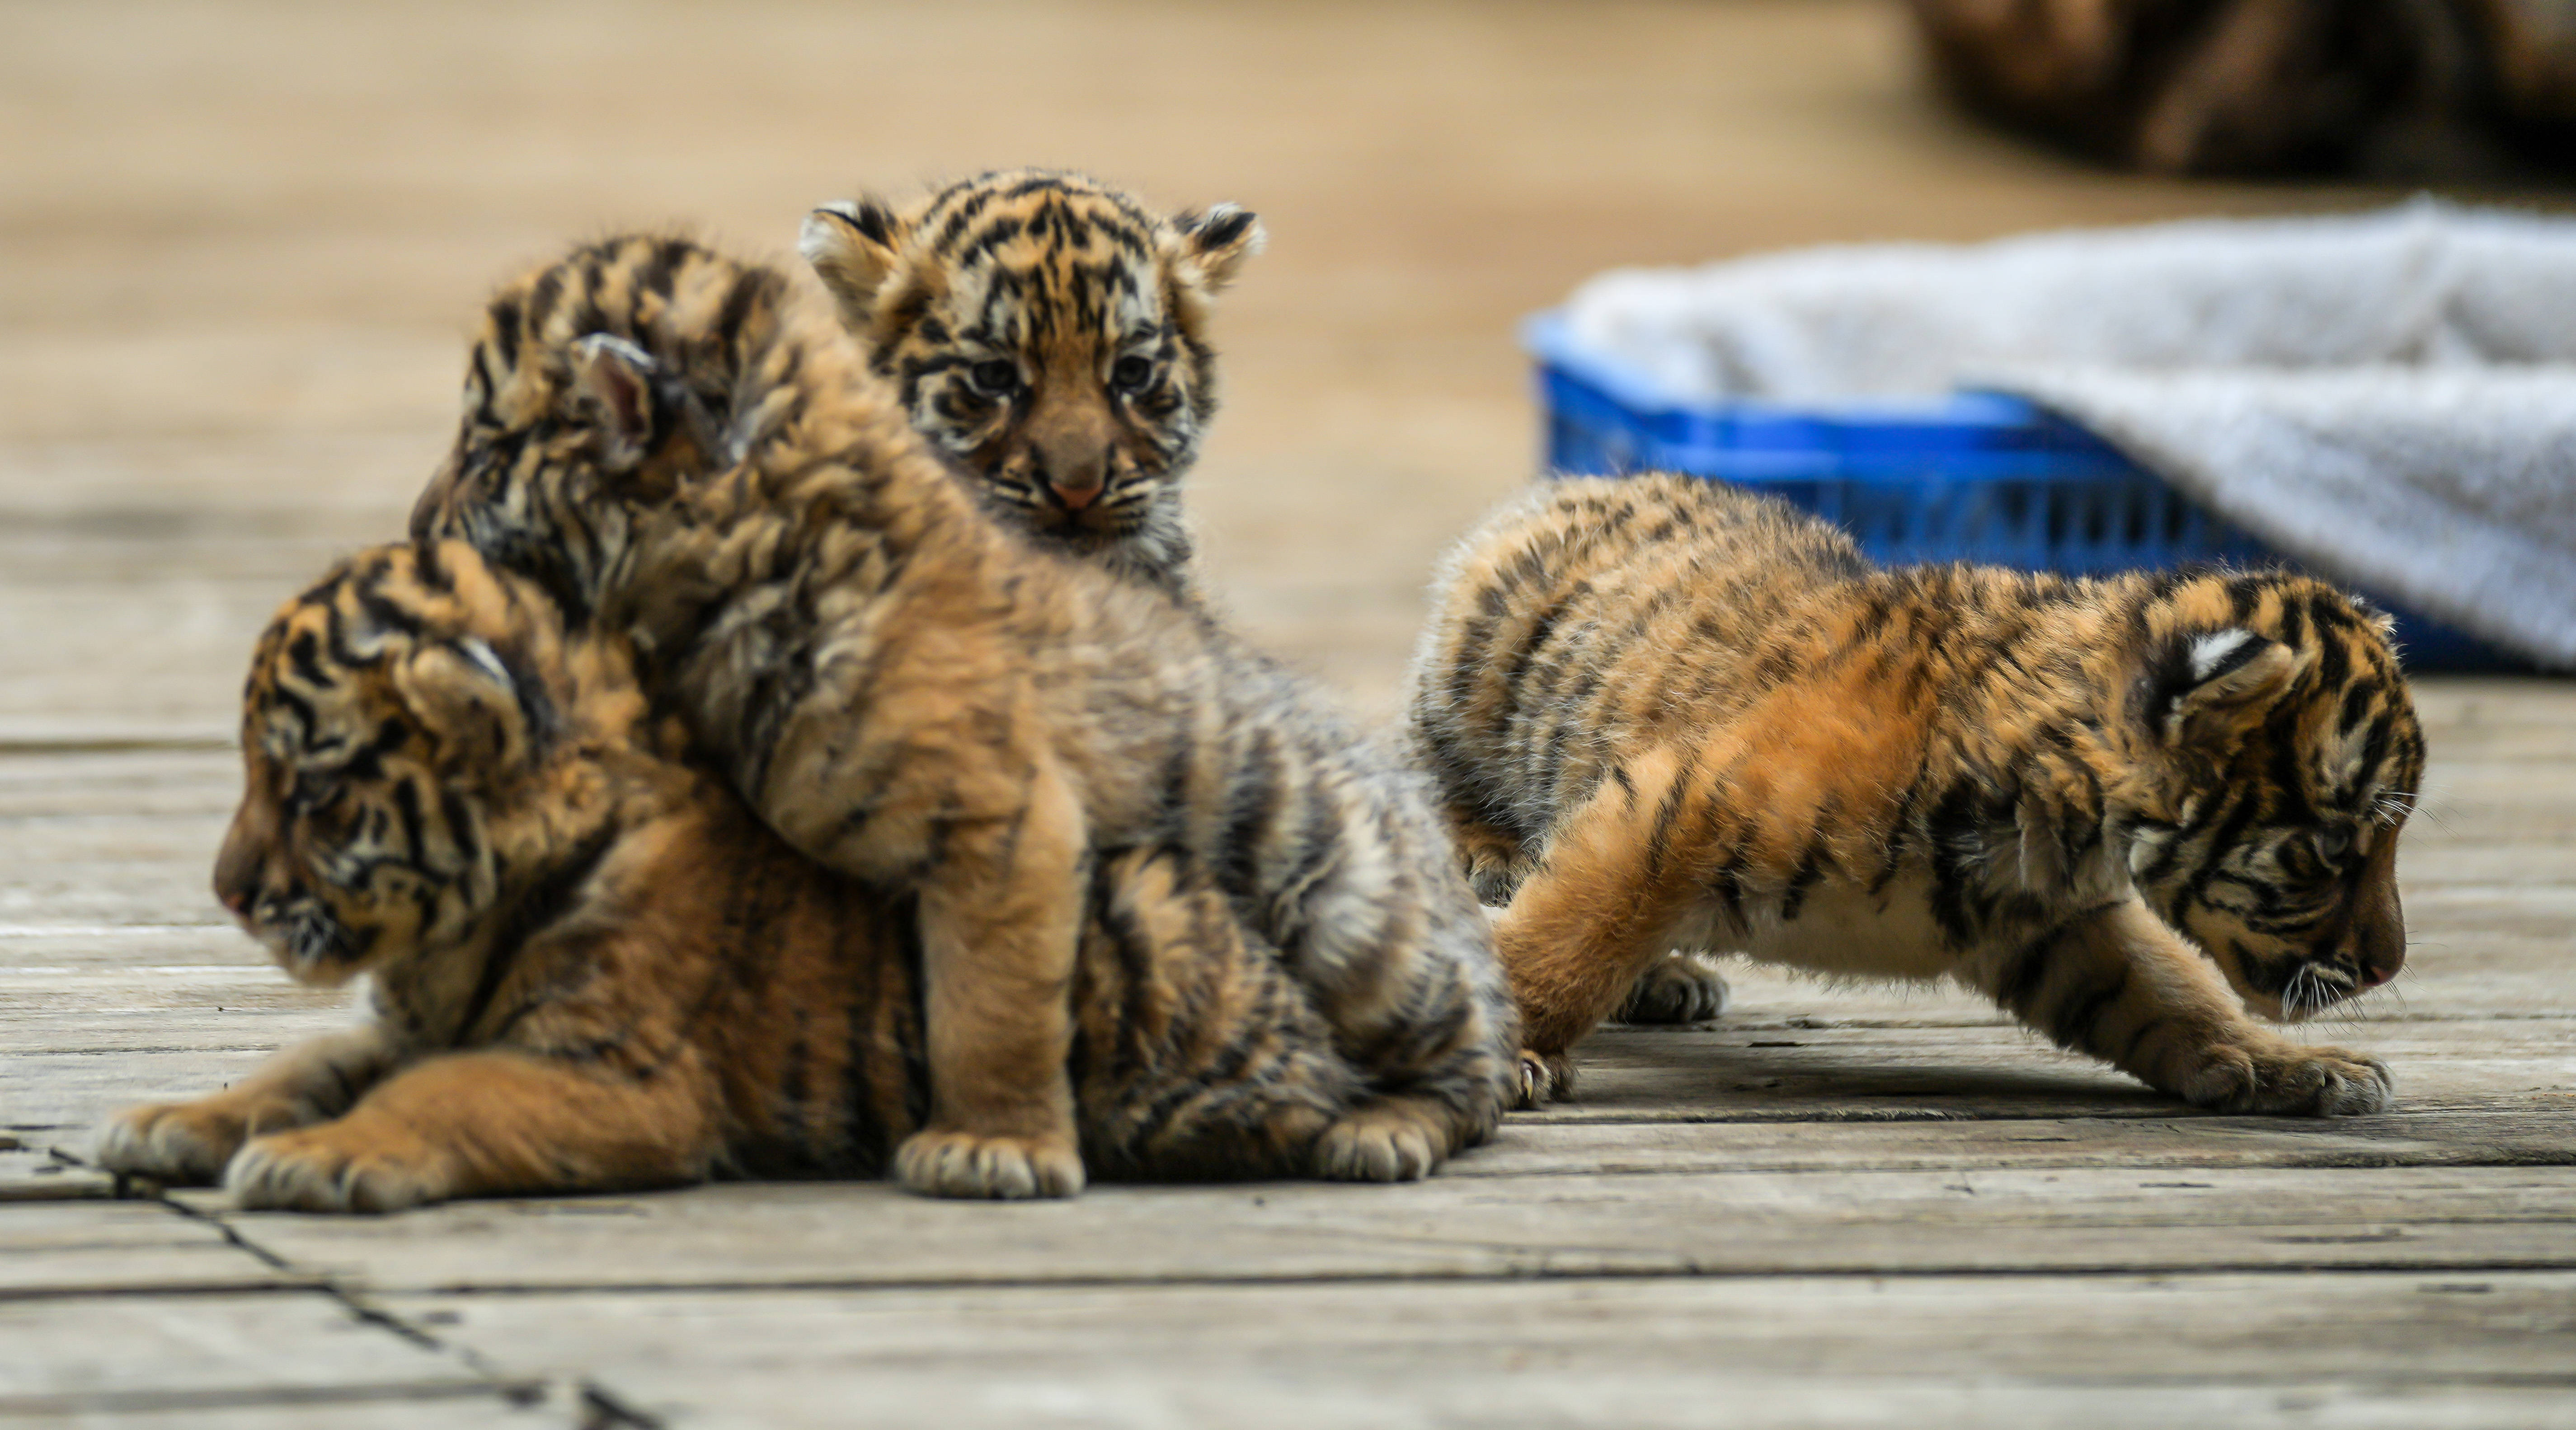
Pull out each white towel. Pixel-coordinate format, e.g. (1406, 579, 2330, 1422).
(1559, 201, 2576, 667)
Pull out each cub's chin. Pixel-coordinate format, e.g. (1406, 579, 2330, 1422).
(2209, 947, 2364, 1025)
(256, 907, 378, 990)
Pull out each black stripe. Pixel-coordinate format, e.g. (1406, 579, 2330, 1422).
(713, 268, 772, 354)
(452, 823, 619, 1044)
(2046, 963, 2130, 1057)
(488, 297, 523, 371)
(390, 777, 428, 863)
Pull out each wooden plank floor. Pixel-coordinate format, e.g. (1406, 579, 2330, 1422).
(5, 2, 2572, 1425)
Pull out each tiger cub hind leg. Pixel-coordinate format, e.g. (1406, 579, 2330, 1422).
(1067, 844, 1496, 1185)
(1439, 793, 1728, 1030)
(1071, 846, 1357, 1182)
(1984, 897, 2393, 1116)
(1487, 744, 1726, 1105)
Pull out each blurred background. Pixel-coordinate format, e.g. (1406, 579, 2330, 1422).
(3, 0, 2569, 734)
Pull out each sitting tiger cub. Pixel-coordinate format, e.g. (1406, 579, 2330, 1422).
(800, 169, 1257, 603)
(801, 171, 1732, 1033)
(1412, 473, 2424, 1115)
(409, 234, 1516, 1200)
(98, 542, 1370, 1212)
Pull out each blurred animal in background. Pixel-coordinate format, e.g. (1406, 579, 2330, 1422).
(409, 234, 1518, 1200)
(1413, 474, 2424, 1115)
(801, 170, 1261, 603)
(98, 543, 1376, 1212)
(1909, 0, 2576, 175)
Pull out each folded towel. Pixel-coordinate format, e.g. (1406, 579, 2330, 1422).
(1560, 201, 2576, 667)
(1993, 366, 2576, 667)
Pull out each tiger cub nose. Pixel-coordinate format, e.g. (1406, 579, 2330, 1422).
(1051, 474, 1105, 511)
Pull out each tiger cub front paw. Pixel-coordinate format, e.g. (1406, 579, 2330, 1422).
(895, 1129, 1085, 1200)
(227, 1125, 454, 1214)
(2184, 1040, 2394, 1117)
(96, 1101, 254, 1185)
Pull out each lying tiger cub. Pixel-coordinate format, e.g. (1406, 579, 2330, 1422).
(98, 542, 1368, 1212)
(1414, 473, 2424, 1114)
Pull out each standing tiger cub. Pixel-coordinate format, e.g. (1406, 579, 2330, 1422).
(1413, 474, 2423, 1114)
(409, 234, 1516, 1200)
(98, 543, 1368, 1212)
(800, 169, 1259, 602)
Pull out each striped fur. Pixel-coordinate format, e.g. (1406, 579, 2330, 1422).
(800, 170, 1260, 601)
(1412, 474, 2424, 1115)
(98, 543, 1369, 1212)
(406, 234, 1514, 1198)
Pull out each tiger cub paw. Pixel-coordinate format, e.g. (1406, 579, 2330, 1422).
(1615, 953, 1731, 1026)
(1315, 1098, 1451, 1182)
(2185, 1041, 2394, 1117)
(96, 1101, 253, 1186)
(895, 1129, 1085, 1200)
(1514, 1049, 1576, 1109)
(227, 1125, 453, 1214)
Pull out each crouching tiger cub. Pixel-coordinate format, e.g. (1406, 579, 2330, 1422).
(1412, 473, 2424, 1115)
(408, 234, 1517, 1200)
(800, 169, 1259, 603)
(98, 542, 1370, 1212)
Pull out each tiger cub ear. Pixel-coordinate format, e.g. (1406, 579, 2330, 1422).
(567, 333, 667, 473)
(394, 636, 531, 778)
(1169, 203, 1263, 290)
(800, 199, 908, 327)
(2153, 628, 2305, 745)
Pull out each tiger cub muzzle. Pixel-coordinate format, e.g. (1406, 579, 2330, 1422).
(2184, 828, 2407, 1021)
(996, 380, 1136, 525)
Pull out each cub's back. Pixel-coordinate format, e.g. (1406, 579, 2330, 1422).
(1410, 474, 1868, 839)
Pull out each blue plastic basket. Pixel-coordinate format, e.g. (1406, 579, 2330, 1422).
(1525, 312, 2528, 672)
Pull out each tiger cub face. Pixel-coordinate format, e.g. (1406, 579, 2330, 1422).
(799, 169, 1260, 591)
(214, 542, 631, 986)
(2120, 604, 2426, 1019)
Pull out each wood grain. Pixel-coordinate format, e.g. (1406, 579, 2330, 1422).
(377, 1273, 2576, 1430)
(2, 0, 2570, 1421)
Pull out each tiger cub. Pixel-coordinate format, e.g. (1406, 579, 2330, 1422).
(1412, 473, 2423, 1114)
(97, 542, 1368, 1212)
(800, 169, 1259, 602)
(408, 234, 1516, 1200)
(800, 171, 1729, 1031)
